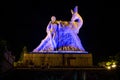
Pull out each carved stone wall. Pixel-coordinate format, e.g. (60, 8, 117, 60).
(15, 52, 93, 68)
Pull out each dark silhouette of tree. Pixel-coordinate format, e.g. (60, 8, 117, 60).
(19, 46, 28, 61)
(0, 40, 8, 61)
(0, 40, 7, 53)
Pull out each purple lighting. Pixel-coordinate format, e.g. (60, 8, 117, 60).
(33, 6, 87, 53)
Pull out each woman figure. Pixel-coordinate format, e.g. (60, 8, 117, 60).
(33, 16, 58, 52)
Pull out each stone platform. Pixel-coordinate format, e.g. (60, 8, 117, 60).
(15, 51, 93, 68)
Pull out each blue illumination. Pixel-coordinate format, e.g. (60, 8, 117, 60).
(33, 6, 87, 53)
(31, 51, 88, 54)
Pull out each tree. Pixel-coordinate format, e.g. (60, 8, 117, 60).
(98, 52, 120, 70)
(19, 46, 28, 61)
(0, 40, 7, 61)
(0, 40, 7, 52)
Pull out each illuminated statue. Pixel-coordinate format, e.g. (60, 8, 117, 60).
(33, 6, 85, 52)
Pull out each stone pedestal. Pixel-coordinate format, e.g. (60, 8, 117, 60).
(16, 51, 93, 68)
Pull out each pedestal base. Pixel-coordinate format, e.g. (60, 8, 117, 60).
(16, 51, 93, 68)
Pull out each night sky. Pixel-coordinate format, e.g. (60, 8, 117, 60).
(0, 0, 120, 60)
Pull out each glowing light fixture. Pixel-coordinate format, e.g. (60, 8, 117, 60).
(105, 61, 117, 70)
(106, 66, 111, 70)
(111, 62, 117, 68)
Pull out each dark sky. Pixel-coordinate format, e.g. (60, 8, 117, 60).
(0, 0, 120, 59)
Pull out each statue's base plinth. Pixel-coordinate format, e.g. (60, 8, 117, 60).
(31, 51, 88, 54)
(15, 51, 93, 68)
